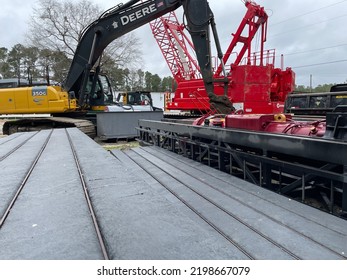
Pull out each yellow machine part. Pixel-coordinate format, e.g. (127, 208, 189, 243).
(91, 105, 106, 111)
(0, 85, 77, 114)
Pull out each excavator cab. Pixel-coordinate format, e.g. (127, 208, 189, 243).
(117, 91, 152, 106)
(86, 73, 115, 111)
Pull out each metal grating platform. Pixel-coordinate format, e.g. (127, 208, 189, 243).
(0, 128, 346, 259)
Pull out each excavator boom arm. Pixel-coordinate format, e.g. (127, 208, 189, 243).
(64, 0, 179, 101)
(63, 0, 233, 113)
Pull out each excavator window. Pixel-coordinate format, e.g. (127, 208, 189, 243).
(288, 96, 307, 109)
(331, 95, 347, 107)
(309, 96, 327, 108)
(85, 79, 100, 97)
(99, 75, 110, 95)
(125, 92, 152, 105)
(84, 74, 115, 106)
(128, 95, 135, 103)
(99, 74, 114, 104)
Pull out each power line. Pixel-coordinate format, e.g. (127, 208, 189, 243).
(281, 43, 347, 56)
(271, 0, 347, 25)
(292, 59, 347, 69)
(270, 14, 347, 37)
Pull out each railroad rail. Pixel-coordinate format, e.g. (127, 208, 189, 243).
(66, 129, 109, 260)
(0, 131, 52, 228)
(0, 129, 107, 259)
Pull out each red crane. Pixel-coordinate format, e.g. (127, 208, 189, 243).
(149, 11, 200, 83)
(149, 0, 295, 115)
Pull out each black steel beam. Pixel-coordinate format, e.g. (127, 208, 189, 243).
(280, 163, 338, 194)
(138, 120, 347, 165)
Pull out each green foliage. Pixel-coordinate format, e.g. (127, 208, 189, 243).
(161, 76, 174, 91)
(0, 44, 71, 82)
(140, 71, 173, 92)
(0, 47, 9, 78)
(0, 44, 174, 92)
(1, 44, 41, 79)
(314, 84, 334, 92)
(295, 83, 337, 93)
(40, 49, 71, 82)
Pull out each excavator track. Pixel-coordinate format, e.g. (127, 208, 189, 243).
(3, 117, 96, 138)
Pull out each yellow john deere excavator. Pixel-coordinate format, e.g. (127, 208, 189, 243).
(0, 0, 233, 136)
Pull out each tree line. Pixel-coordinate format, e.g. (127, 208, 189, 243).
(0, 44, 174, 92)
(0, 43, 340, 94)
(295, 84, 338, 93)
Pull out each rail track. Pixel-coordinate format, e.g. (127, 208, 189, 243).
(0, 130, 52, 227)
(0, 132, 39, 162)
(111, 146, 347, 260)
(0, 129, 108, 259)
(66, 129, 109, 260)
(1, 127, 346, 259)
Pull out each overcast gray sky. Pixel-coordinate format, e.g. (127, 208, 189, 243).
(1, 0, 347, 87)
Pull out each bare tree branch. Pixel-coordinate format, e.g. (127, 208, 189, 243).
(27, 0, 142, 70)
